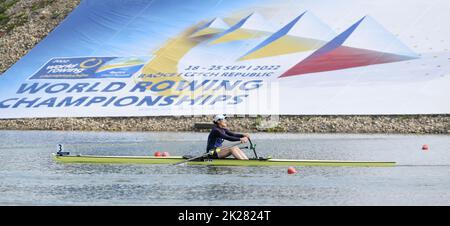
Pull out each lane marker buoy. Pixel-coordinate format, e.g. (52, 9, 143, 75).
(287, 167, 297, 175)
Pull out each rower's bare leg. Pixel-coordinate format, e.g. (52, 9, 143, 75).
(217, 148, 233, 158)
(233, 147, 249, 160)
(218, 147, 248, 160)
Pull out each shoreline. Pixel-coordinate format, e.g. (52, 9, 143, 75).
(0, 115, 448, 134)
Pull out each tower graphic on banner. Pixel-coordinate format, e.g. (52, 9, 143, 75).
(280, 15, 418, 77)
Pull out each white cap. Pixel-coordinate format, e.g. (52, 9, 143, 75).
(213, 114, 226, 123)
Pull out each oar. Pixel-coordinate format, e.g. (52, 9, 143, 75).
(172, 152, 212, 166)
(173, 142, 242, 166)
(248, 138, 258, 159)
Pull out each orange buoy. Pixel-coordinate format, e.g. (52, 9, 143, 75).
(422, 144, 429, 151)
(154, 151, 162, 157)
(287, 167, 297, 174)
(162, 152, 170, 157)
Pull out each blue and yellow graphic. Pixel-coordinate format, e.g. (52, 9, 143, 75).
(30, 57, 150, 80)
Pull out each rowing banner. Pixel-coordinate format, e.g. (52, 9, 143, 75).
(1, 0, 449, 118)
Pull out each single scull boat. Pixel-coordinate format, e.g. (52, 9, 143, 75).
(53, 154, 395, 167)
(52, 143, 396, 167)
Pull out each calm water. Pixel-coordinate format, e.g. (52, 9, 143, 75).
(0, 130, 449, 206)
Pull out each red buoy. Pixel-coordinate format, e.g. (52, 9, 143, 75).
(162, 152, 170, 157)
(287, 167, 297, 175)
(154, 151, 162, 157)
(422, 144, 429, 151)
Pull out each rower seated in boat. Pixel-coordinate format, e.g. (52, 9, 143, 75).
(206, 114, 250, 160)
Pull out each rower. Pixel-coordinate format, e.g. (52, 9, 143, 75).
(206, 114, 250, 160)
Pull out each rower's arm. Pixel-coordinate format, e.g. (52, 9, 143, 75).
(225, 130, 244, 138)
(218, 129, 241, 142)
